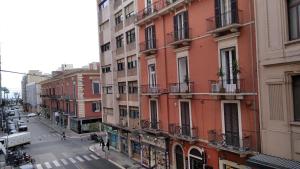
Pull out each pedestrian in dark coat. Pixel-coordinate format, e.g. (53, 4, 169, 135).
(106, 139, 110, 151)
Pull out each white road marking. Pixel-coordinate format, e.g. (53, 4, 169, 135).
(52, 160, 60, 167)
(76, 156, 84, 162)
(44, 162, 52, 169)
(68, 157, 76, 163)
(90, 154, 99, 160)
(61, 159, 68, 165)
(36, 164, 43, 169)
(83, 155, 92, 161)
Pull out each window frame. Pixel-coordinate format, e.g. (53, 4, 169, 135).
(126, 29, 136, 44)
(116, 34, 124, 48)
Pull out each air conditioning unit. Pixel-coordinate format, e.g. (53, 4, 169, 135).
(116, 93, 120, 99)
(211, 83, 220, 93)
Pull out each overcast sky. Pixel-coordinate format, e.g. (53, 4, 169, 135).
(0, 0, 100, 96)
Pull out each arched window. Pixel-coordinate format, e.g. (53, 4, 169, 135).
(175, 145, 184, 169)
(189, 148, 204, 169)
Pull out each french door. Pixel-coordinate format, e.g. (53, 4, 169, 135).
(180, 101, 191, 137)
(224, 103, 240, 148)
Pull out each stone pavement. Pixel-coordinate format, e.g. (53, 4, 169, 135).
(89, 144, 143, 169)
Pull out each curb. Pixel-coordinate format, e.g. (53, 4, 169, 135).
(88, 146, 126, 169)
(38, 118, 89, 139)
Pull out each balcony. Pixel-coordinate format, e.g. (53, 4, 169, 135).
(167, 27, 192, 48)
(206, 9, 242, 37)
(141, 119, 161, 134)
(136, 0, 193, 25)
(141, 84, 163, 96)
(169, 124, 198, 142)
(139, 38, 157, 56)
(208, 130, 254, 156)
(168, 82, 194, 98)
(209, 79, 247, 99)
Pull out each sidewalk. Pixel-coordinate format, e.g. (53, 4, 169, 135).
(38, 116, 92, 139)
(89, 144, 143, 169)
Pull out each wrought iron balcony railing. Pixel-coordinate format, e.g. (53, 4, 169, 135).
(139, 38, 157, 53)
(136, 0, 189, 24)
(141, 84, 161, 94)
(209, 79, 245, 93)
(169, 81, 194, 93)
(206, 9, 242, 33)
(167, 27, 191, 45)
(208, 130, 253, 154)
(169, 123, 198, 140)
(141, 119, 161, 132)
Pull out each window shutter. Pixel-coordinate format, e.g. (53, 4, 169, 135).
(173, 15, 178, 40)
(183, 11, 189, 38)
(215, 0, 221, 28)
(152, 25, 156, 48)
(145, 27, 149, 49)
(231, 0, 238, 23)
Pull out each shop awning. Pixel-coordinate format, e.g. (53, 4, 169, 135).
(246, 154, 300, 169)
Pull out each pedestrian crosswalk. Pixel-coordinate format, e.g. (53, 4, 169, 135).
(34, 154, 100, 169)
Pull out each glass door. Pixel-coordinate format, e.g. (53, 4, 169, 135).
(148, 64, 157, 92)
(221, 47, 237, 92)
(150, 100, 158, 129)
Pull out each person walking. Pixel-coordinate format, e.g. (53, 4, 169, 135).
(62, 131, 66, 140)
(101, 139, 105, 151)
(106, 139, 110, 151)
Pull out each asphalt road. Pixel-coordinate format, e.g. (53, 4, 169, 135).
(21, 116, 119, 169)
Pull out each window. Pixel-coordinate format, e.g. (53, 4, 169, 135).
(92, 81, 100, 94)
(129, 106, 139, 119)
(117, 59, 125, 71)
(215, 0, 238, 28)
(223, 103, 240, 147)
(173, 11, 189, 41)
(220, 47, 238, 91)
(145, 25, 156, 49)
(102, 65, 111, 73)
(115, 10, 123, 25)
(126, 29, 136, 44)
(99, 20, 109, 32)
(116, 34, 123, 48)
(103, 86, 113, 94)
(128, 81, 138, 94)
(125, 2, 134, 19)
(101, 42, 110, 52)
(189, 149, 204, 169)
(127, 55, 137, 69)
(99, 0, 109, 9)
(288, 0, 300, 40)
(180, 101, 191, 136)
(119, 106, 127, 117)
(293, 75, 300, 121)
(148, 64, 156, 87)
(92, 102, 101, 112)
(150, 100, 158, 129)
(118, 82, 126, 94)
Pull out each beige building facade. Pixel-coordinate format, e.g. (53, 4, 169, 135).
(255, 0, 300, 161)
(97, 0, 140, 161)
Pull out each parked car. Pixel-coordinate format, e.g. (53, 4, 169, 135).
(27, 113, 37, 117)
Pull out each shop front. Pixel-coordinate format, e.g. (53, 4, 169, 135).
(70, 117, 101, 134)
(129, 133, 141, 162)
(141, 135, 168, 169)
(104, 125, 119, 150)
(120, 131, 129, 155)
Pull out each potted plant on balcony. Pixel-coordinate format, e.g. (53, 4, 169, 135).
(217, 68, 225, 93)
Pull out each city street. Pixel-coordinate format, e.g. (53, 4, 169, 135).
(21, 116, 118, 169)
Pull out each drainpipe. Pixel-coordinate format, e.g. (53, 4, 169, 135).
(163, 13, 171, 169)
(252, 0, 260, 152)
